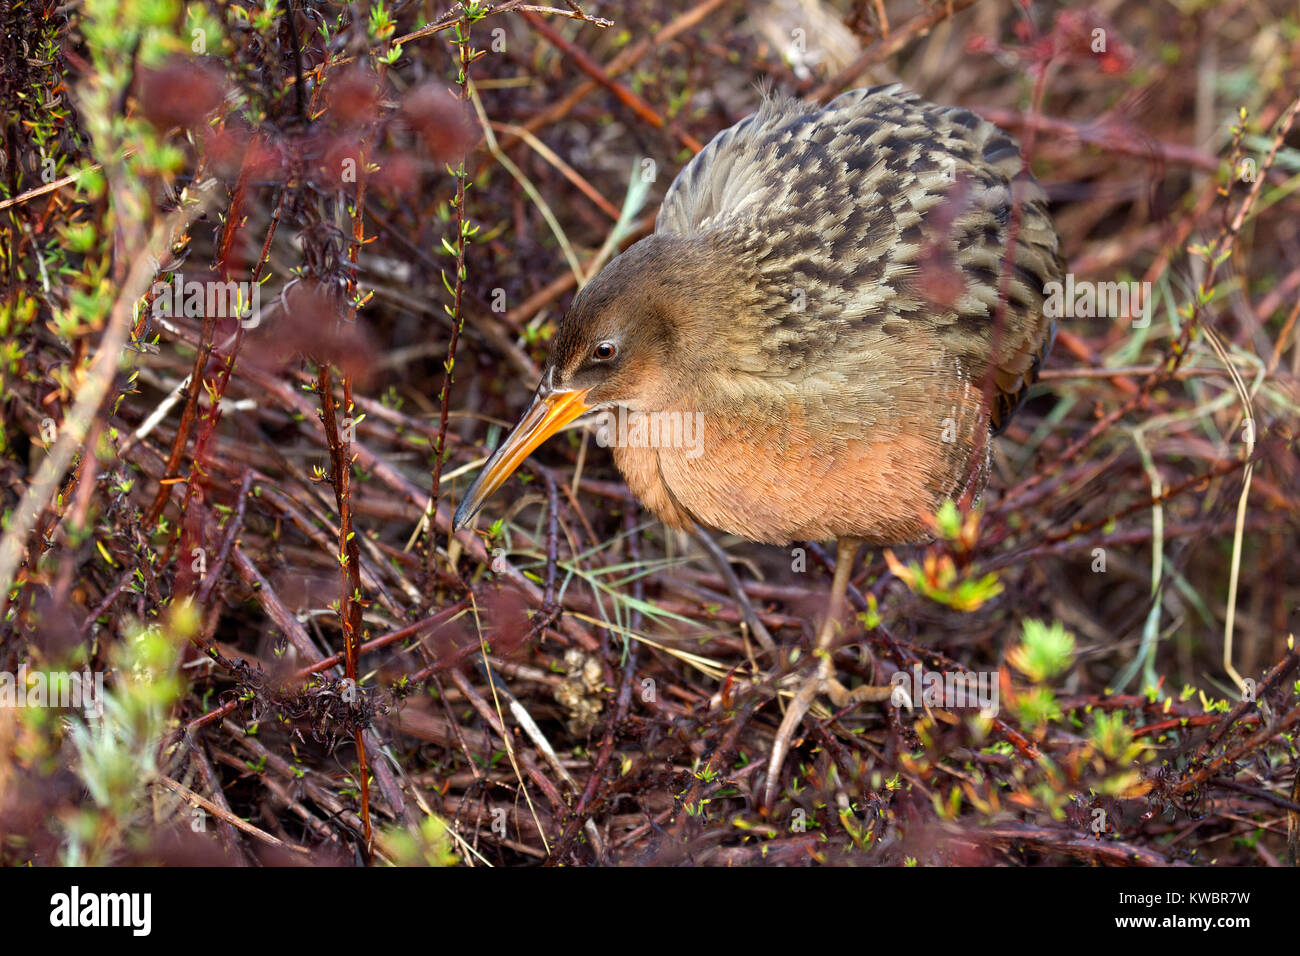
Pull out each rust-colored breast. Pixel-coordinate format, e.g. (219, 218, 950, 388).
(610, 365, 986, 546)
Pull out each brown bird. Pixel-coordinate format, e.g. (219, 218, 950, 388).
(454, 84, 1062, 807)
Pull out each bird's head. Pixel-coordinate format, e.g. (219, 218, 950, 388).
(453, 233, 717, 530)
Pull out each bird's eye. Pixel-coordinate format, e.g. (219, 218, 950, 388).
(592, 341, 617, 361)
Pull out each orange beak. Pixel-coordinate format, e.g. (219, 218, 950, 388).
(453, 387, 593, 530)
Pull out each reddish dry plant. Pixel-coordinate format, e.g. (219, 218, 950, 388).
(0, 0, 1297, 867)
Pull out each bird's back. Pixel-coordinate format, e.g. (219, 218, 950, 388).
(657, 84, 1062, 433)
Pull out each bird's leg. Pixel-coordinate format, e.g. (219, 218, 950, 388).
(762, 536, 891, 810)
